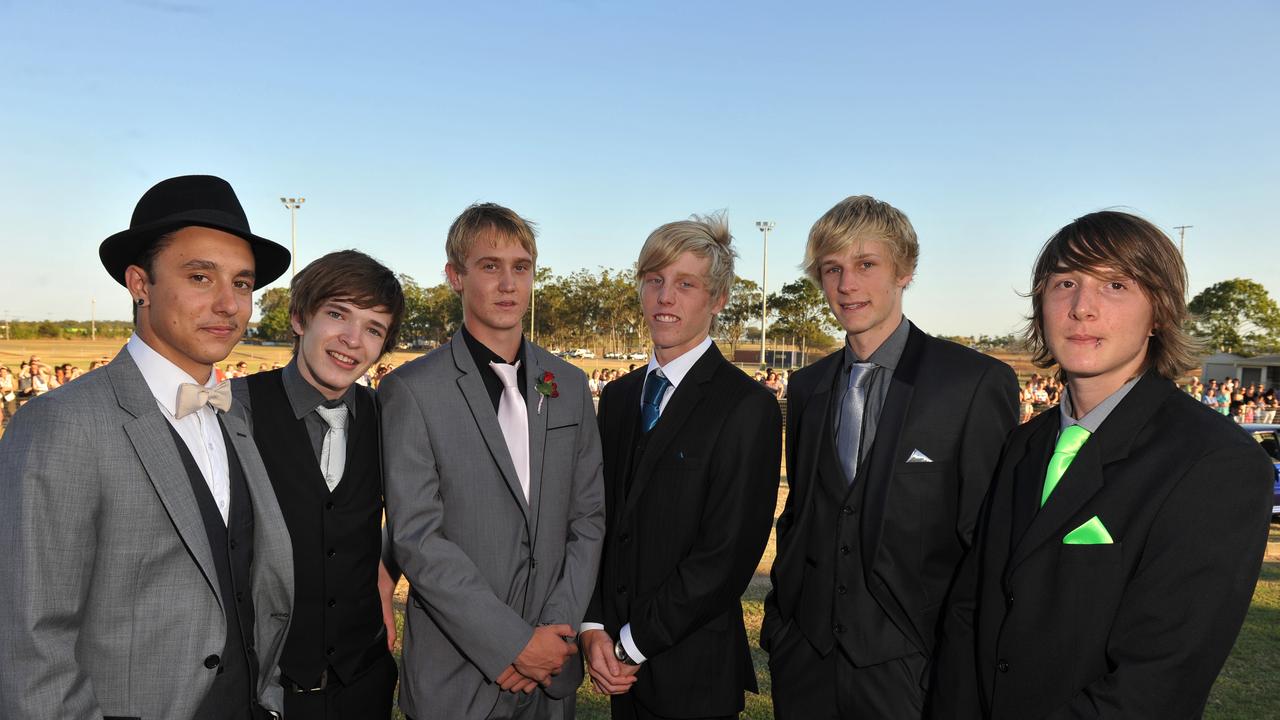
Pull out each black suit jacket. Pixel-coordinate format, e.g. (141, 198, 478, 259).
(763, 324, 1018, 663)
(931, 371, 1273, 719)
(585, 343, 782, 717)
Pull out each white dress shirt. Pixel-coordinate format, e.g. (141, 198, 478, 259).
(582, 335, 715, 663)
(127, 333, 232, 524)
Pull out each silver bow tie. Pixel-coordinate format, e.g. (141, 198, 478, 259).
(175, 380, 233, 418)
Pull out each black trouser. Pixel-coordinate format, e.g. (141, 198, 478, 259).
(282, 651, 398, 720)
(610, 693, 736, 720)
(768, 618, 927, 720)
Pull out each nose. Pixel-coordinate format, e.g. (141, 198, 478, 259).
(211, 279, 240, 316)
(1067, 284, 1096, 321)
(838, 269, 859, 295)
(498, 267, 517, 293)
(656, 282, 675, 305)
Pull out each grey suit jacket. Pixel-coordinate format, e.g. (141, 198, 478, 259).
(381, 331, 606, 720)
(0, 348, 295, 720)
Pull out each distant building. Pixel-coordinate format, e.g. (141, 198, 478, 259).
(1201, 353, 1280, 388)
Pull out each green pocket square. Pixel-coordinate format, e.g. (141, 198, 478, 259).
(1063, 515, 1114, 545)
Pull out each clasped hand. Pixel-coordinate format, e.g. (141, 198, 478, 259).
(580, 629, 639, 695)
(497, 624, 578, 694)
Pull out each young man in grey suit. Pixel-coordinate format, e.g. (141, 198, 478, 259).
(0, 175, 295, 719)
(382, 203, 606, 720)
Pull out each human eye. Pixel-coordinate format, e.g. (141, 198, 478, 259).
(367, 326, 383, 338)
(823, 265, 841, 275)
(327, 310, 343, 320)
(1107, 279, 1129, 291)
(233, 279, 253, 291)
(190, 273, 210, 284)
(860, 261, 875, 271)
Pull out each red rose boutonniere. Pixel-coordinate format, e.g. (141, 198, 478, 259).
(535, 371, 558, 414)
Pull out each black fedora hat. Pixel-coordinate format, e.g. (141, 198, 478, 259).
(99, 174, 291, 290)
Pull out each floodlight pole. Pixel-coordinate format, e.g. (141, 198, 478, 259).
(756, 221, 775, 367)
(280, 197, 307, 278)
(1173, 225, 1193, 256)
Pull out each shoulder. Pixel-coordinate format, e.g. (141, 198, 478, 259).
(528, 344, 588, 389)
(385, 342, 453, 385)
(918, 334, 1014, 379)
(1157, 387, 1262, 455)
(790, 349, 842, 393)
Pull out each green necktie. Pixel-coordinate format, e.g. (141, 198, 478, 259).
(1041, 424, 1091, 507)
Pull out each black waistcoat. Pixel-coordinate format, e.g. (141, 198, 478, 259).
(167, 422, 259, 720)
(246, 370, 387, 686)
(794, 390, 913, 666)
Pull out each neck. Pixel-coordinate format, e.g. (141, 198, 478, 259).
(465, 319, 522, 363)
(294, 356, 346, 401)
(654, 335, 708, 366)
(135, 325, 212, 384)
(846, 312, 902, 360)
(1066, 369, 1142, 419)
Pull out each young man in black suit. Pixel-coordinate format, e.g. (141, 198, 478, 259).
(762, 195, 1019, 719)
(231, 250, 405, 718)
(930, 211, 1274, 719)
(580, 214, 783, 720)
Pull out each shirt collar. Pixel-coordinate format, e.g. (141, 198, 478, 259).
(843, 315, 910, 371)
(462, 324, 525, 368)
(282, 357, 358, 421)
(646, 336, 713, 390)
(1060, 372, 1144, 434)
(125, 333, 217, 417)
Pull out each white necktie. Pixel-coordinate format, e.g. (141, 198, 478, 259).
(489, 361, 530, 504)
(315, 404, 348, 492)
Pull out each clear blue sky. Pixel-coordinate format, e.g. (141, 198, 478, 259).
(2, 0, 1276, 335)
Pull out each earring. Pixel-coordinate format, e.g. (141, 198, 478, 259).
(136, 298, 146, 307)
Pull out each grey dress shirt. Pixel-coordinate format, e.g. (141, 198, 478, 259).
(231, 359, 361, 462)
(834, 316, 911, 465)
(1058, 372, 1144, 435)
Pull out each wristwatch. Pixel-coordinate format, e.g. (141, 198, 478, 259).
(614, 638, 639, 666)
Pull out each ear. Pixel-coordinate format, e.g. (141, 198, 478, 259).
(896, 270, 915, 289)
(445, 262, 464, 293)
(711, 291, 729, 316)
(124, 264, 150, 305)
(290, 311, 306, 338)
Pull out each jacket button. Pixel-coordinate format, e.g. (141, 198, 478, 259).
(236, 591, 245, 603)
(837, 584, 847, 595)
(327, 548, 336, 558)
(842, 506, 854, 516)
(229, 540, 238, 550)
(328, 598, 337, 608)
(1005, 593, 1015, 607)
(619, 533, 630, 543)
(616, 584, 627, 594)
(204, 654, 220, 669)
(997, 660, 1010, 673)
(833, 623, 845, 634)
(839, 545, 850, 556)
(326, 647, 336, 656)
(325, 501, 335, 510)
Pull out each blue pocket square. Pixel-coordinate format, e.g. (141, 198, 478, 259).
(1063, 515, 1113, 545)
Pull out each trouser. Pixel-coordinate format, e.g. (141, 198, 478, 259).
(768, 617, 927, 720)
(282, 651, 398, 720)
(610, 693, 736, 720)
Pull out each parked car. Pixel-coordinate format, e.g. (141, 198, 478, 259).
(626, 352, 648, 360)
(1242, 424, 1280, 516)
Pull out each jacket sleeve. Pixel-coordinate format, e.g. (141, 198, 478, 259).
(0, 396, 103, 719)
(1045, 444, 1273, 719)
(379, 371, 533, 681)
(761, 375, 807, 652)
(583, 383, 613, 628)
(628, 388, 783, 658)
(955, 361, 1019, 548)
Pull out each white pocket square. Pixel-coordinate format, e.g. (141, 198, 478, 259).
(906, 449, 933, 463)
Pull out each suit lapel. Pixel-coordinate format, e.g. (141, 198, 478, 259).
(450, 332, 530, 523)
(859, 324, 923, 574)
(524, 345, 550, 543)
(804, 354, 842, 495)
(108, 351, 220, 600)
(1008, 414, 1057, 555)
(624, 344, 721, 516)
(1007, 371, 1172, 573)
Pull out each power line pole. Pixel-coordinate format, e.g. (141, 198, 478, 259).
(1173, 225, 1193, 256)
(91, 298, 96, 341)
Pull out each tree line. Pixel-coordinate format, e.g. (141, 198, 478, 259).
(8, 276, 1278, 359)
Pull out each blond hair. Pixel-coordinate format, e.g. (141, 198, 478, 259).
(635, 212, 736, 302)
(803, 195, 919, 283)
(445, 202, 537, 271)
(1024, 210, 1201, 381)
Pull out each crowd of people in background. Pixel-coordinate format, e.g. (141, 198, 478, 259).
(1185, 377, 1279, 424)
(1018, 372, 1066, 423)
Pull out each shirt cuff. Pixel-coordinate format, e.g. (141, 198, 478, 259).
(579, 622, 606, 634)
(620, 623, 647, 664)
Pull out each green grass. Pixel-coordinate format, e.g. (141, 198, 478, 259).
(390, 497, 1280, 719)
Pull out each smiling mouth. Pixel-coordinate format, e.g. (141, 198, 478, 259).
(653, 314, 680, 323)
(202, 326, 237, 336)
(840, 301, 869, 311)
(328, 350, 357, 366)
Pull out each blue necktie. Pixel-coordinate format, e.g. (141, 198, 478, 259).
(640, 370, 671, 434)
(837, 363, 875, 485)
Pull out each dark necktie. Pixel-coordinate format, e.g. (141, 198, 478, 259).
(837, 363, 875, 485)
(640, 370, 671, 434)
